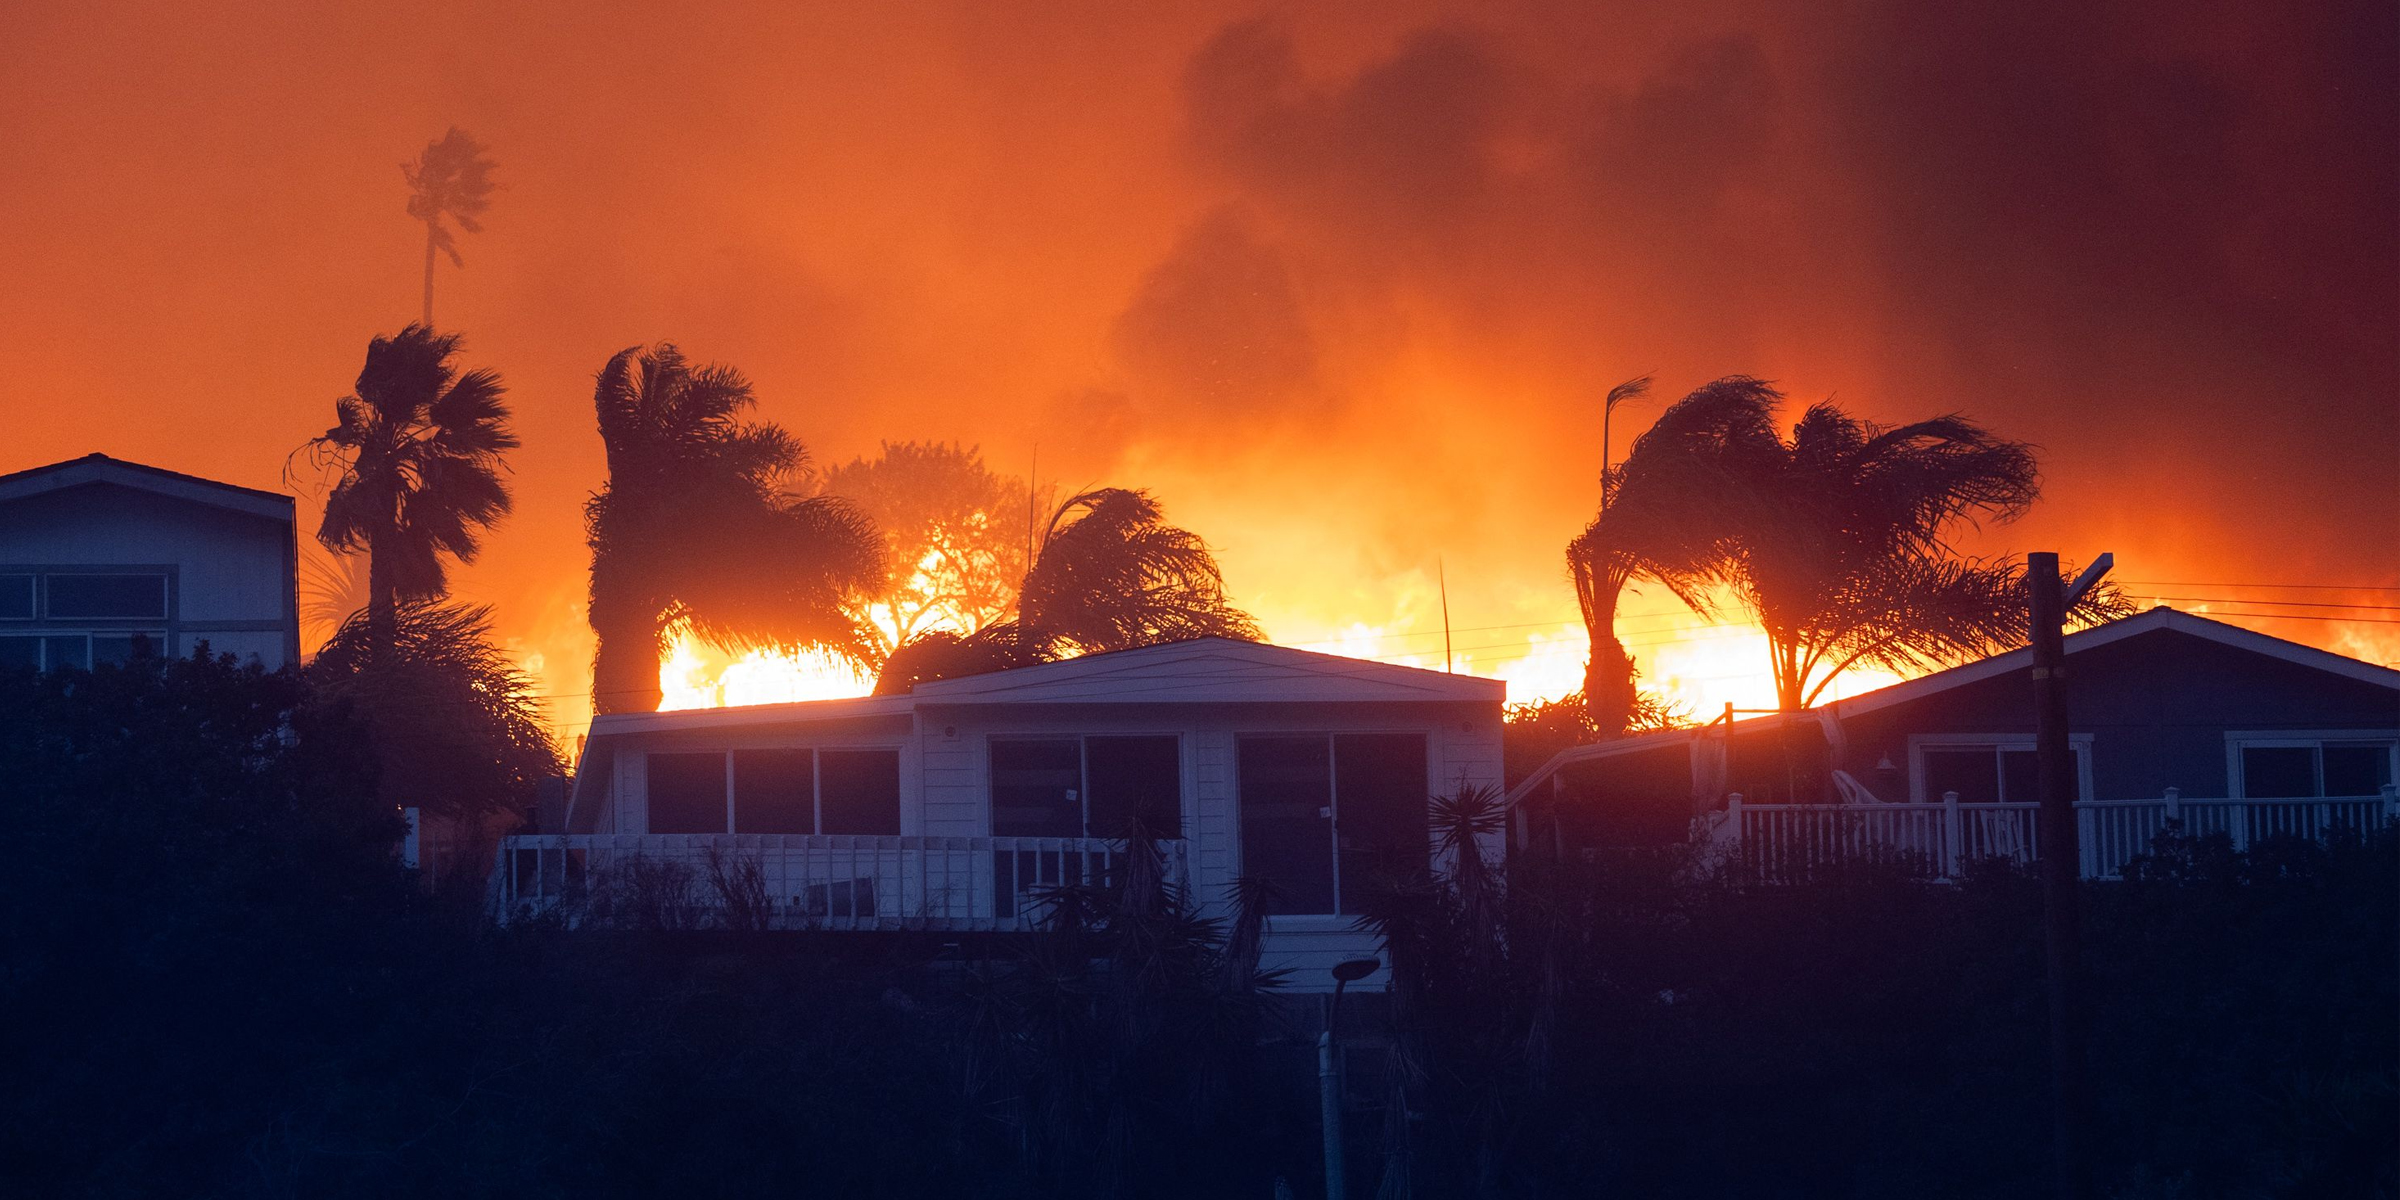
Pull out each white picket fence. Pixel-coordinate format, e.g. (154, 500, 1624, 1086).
(1723, 785, 2399, 883)
(490, 834, 1188, 930)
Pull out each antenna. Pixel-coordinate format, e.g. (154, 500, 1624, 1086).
(1439, 558, 1454, 673)
(1025, 445, 1039, 571)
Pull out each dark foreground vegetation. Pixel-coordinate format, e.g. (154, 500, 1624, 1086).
(3, 653, 2392, 1198)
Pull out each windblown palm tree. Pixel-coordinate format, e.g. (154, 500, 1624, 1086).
(875, 488, 1259, 693)
(1710, 399, 2125, 708)
(1568, 376, 1781, 734)
(403, 127, 496, 327)
(1575, 376, 2125, 716)
(585, 344, 884, 715)
(308, 325, 516, 664)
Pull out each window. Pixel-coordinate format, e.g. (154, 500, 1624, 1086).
(819, 749, 902, 835)
(1237, 733, 1429, 916)
(0, 575, 31, 620)
(647, 752, 729, 834)
(989, 735, 1182, 839)
(733, 749, 814, 834)
(0, 631, 163, 672)
(45, 573, 168, 620)
(2235, 738, 2397, 799)
(1911, 737, 2089, 804)
(648, 747, 904, 835)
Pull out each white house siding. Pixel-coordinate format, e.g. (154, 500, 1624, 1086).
(0, 463, 299, 669)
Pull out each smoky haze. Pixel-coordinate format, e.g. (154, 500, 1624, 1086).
(3, 0, 2393, 738)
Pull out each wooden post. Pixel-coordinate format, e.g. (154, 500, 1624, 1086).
(1941, 789, 1963, 878)
(2028, 551, 2091, 1200)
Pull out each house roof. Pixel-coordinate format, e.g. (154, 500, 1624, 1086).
(1504, 606, 2400, 804)
(0, 453, 295, 523)
(909, 636, 1506, 705)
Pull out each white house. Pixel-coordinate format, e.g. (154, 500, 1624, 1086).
(0, 454, 301, 671)
(500, 637, 1507, 989)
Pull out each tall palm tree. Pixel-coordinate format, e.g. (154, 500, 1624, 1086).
(309, 325, 516, 664)
(875, 488, 1260, 693)
(585, 344, 884, 715)
(1567, 377, 1781, 734)
(402, 127, 496, 327)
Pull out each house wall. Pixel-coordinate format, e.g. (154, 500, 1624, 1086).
(0, 483, 298, 668)
(598, 695, 1507, 989)
(1826, 629, 2399, 802)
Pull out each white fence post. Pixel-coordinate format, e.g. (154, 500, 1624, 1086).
(2382, 783, 2397, 824)
(1940, 790, 1962, 877)
(1726, 793, 1745, 875)
(2162, 787, 2180, 824)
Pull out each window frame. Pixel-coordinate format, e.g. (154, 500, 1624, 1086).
(984, 732, 1187, 840)
(1905, 733, 2093, 805)
(0, 629, 169, 671)
(1232, 729, 1433, 919)
(2224, 731, 2400, 799)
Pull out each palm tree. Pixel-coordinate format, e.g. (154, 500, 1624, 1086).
(309, 325, 516, 664)
(1709, 400, 2125, 707)
(1567, 377, 1781, 734)
(1577, 377, 2125, 714)
(402, 127, 496, 327)
(585, 344, 884, 715)
(875, 488, 1260, 693)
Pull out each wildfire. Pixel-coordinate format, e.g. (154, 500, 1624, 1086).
(657, 625, 876, 710)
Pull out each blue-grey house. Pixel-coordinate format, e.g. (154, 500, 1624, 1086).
(1511, 607, 2400, 878)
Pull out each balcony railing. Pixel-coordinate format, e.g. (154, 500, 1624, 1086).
(490, 834, 1189, 931)
(1721, 786, 2399, 884)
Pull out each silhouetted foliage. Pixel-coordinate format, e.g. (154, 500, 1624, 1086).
(584, 344, 885, 714)
(402, 126, 495, 325)
(5, 658, 2387, 1197)
(876, 487, 1260, 693)
(309, 600, 563, 820)
(1503, 687, 1688, 784)
(302, 324, 517, 666)
(823, 440, 1042, 659)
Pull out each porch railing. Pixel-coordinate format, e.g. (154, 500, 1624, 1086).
(1722, 785, 2399, 883)
(490, 834, 1189, 930)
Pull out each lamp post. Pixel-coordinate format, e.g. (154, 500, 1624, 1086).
(1320, 957, 1381, 1200)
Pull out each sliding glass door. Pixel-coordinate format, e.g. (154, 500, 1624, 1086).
(1237, 732, 1429, 915)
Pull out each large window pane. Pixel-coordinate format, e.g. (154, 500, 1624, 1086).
(45, 573, 167, 620)
(2241, 746, 2316, 798)
(1999, 749, 2041, 804)
(0, 575, 31, 620)
(90, 632, 164, 666)
(733, 749, 815, 834)
(0, 636, 38, 668)
(992, 740, 1082, 837)
(1334, 733, 1430, 910)
(1923, 749, 2001, 803)
(1086, 735, 1181, 838)
(1238, 736, 1335, 915)
(2321, 743, 2392, 797)
(820, 749, 901, 835)
(43, 635, 89, 671)
(647, 752, 728, 834)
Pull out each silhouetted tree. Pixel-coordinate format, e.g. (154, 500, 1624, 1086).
(1568, 377, 1773, 734)
(306, 325, 516, 665)
(823, 441, 1040, 659)
(402, 127, 495, 327)
(309, 601, 563, 821)
(584, 344, 883, 714)
(875, 488, 1259, 693)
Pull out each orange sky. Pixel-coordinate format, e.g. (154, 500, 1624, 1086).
(4, 1, 2394, 744)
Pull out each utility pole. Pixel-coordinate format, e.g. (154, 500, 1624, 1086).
(1439, 558, 1454, 673)
(2030, 550, 2106, 1200)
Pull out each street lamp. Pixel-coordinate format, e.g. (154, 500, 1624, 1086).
(1320, 957, 1381, 1200)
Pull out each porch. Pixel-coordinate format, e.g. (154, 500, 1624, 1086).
(491, 834, 1188, 931)
(1718, 785, 2400, 883)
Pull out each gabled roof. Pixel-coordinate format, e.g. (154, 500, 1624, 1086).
(908, 636, 1505, 705)
(1505, 607, 2400, 804)
(0, 453, 294, 523)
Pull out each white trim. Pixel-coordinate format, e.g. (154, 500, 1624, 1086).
(1905, 732, 2093, 804)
